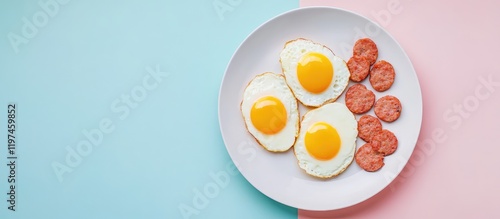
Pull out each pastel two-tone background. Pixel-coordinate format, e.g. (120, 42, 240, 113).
(0, 0, 499, 219)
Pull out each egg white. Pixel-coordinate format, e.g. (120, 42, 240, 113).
(280, 38, 350, 107)
(241, 72, 299, 152)
(294, 103, 358, 178)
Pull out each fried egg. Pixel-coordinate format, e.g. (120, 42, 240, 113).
(280, 38, 350, 107)
(294, 103, 358, 178)
(241, 72, 300, 152)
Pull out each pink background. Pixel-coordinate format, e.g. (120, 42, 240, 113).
(299, 0, 500, 218)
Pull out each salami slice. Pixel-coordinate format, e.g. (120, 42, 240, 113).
(358, 115, 382, 142)
(371, 129, 398, 156)
(347, 56, 370, 82)
(374, 95, 402, 122)
(353, 38, 378, 65)
(369, 60, 395, 92)
(355, 143, 384, 172)
(345, 84, 375, 114)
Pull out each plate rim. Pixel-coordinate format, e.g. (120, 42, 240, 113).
(218, 6, 423, 211)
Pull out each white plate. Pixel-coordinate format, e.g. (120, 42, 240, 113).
(218, 7, 422, 211)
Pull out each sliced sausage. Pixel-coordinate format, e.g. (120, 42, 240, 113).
(347, 55, 370, 82)
(355, 143, 384, 172)
(345, 84, 375, 114)
(358, 115, 382, 142)
(374, 95, 402, 122)
(369, 60, 395, 92)
(371, 129, 398, 156)
(353, 38, 378, 65)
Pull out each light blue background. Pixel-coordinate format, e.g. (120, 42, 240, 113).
(0, 0, 297, 218)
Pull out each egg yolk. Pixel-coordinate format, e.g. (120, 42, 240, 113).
(305, 122, 341, 160)
(297, 52, 334, 94)
(250, 96, 287, 135)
